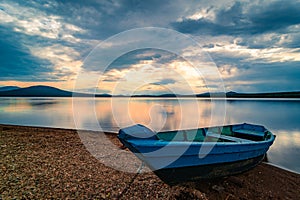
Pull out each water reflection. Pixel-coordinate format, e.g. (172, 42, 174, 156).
(93, 98, 217, 132)
(0, 97, 73, 129)
(268, 130, 300, 173)
(226, 99, 300, 130)
(0, 97, 299, 173)
(0, 98, 59, 112)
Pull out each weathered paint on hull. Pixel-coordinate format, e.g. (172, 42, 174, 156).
(124, 139, 273, 170)
(154, 154, 265, 185)
(118, 123, 276, 185)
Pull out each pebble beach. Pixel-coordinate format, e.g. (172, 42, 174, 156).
(1, 124, 299, 199)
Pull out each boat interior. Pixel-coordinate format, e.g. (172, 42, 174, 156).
(156, 123, 273, 143)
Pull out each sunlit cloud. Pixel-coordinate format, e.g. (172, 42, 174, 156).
(29, 44, 83, 81)
(0, 2, 85, 41)
(96, 57, 209, 95)
(204, 42, 300, 63)
(219, 64, 238, 78)
(0, 0, 299, 93)
(0, 1, 91, 89)
(178, 7, 216, 22)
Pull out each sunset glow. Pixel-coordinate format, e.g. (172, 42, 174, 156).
(1, 0, 300, 94)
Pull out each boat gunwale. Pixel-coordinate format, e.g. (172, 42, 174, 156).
(154, 123, 275, 144)
(156, 123, 264, 134)
(126, 135, 275, 147)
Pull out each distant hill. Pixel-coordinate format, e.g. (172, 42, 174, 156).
(131, 91, 300, 98)
(0, 86, 20, 92)
(0, 85, 73, 97)
(0, 85, 299, 98)
(195, 91, 300, 98)
(0, 85, 112, 97)
(225, 91, 300, 98)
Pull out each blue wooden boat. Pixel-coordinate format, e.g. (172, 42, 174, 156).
(118, 123, 276, 185)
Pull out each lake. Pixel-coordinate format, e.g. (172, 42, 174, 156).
(0, 97, 300, 173)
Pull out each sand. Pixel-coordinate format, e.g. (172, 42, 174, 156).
(1, 124, 299, 199)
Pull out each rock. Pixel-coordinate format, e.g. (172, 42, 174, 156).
(212, 185, 225, 192)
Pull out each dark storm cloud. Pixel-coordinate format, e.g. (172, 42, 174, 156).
(249, 1, 300, 34)
(20, 0, 183, 40)
(109, 49, 161, 68)
(1, 0, 300, 93)
(0, 26, 53, 81)
(211, 49, 300, 93)
(172, 1, 300, 36)
(107, 49, 179, 71)
(229, 62, 300, 93)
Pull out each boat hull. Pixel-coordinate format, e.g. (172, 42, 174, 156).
(153, 154, 265, 185)
(123, 139, 273, 171)
(118, 123, 276, 185)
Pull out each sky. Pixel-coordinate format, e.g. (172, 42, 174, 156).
(0, 0, 300, 94)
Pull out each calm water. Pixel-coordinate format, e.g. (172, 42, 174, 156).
(0, 97, 300, 173)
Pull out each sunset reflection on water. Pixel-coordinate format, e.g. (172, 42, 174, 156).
(0, 97, 300, 173)
(94, 98, 220, 132)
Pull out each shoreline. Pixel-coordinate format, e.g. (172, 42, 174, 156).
(1, 124, 300, 199)
(262, 162, 300, 176)
(1, 123, 299, 175)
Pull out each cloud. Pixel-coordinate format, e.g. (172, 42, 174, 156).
(0, 26, 52, 81)
(172, 1, 300, 36)
(26, 0, 175, 39)
(218, 64, 239, 78)
(95, 55, 210, 95)
(0, 1, 85, 41)
(249, 1, 300, 34)
(29, 44, 83, 81)
(0, 0, 299, 93)
(152, 78, 176, 85)
(204, 42, 300, 63)
(223, 61, 300, 92)
(0, 1, 90, 83)
(106, 48, 178, 72)
(206, 46, 300, 92)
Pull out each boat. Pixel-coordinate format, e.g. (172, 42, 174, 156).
(117, 123, 276, 185)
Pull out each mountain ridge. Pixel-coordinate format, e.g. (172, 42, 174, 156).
(0, 86, 20, 92)
(0, 85, 299, 98)
(0, 85, 72, 97)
